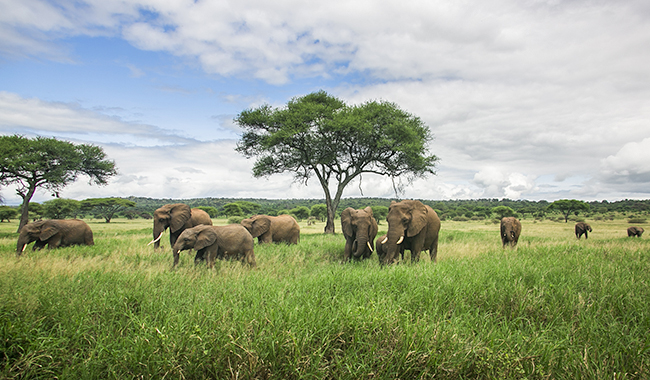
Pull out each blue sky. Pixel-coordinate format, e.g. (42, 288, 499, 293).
(2, 0, 650, 205)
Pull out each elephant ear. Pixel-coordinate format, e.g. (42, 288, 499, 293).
(363, 206, 373, 216)
(369, 215, 379, 248)
(341, 208, 354, 238)
(251, 216, 271, 238)
(195, 227, 217, 251)
(170, 204, 192, 233)
(39, 223, 59, 241)
(407, 201, 429, 237)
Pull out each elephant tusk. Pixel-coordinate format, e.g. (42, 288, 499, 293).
(396, 236, 404, 245)
(21, 244, 27, 252)
(367, 241, 373, 252)
(381, 236, 388, 244)
(148, 231, 164, 246)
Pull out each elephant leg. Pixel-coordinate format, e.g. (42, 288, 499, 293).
(584, 231, 588, 239)
(245, 250, 256, 267)
(173, 251, 180, 267)
(343, 238, 353, 262)
(194, 248, 206, 265)
(33, 240, 47, 251)
(429, 238, 439, 263)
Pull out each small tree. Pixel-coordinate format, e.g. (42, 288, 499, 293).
(28, 202, 44, 221)
(0, 135, 117, 231)
(236, 90, 438, 234)
(81, 198, 136, 223)
(43, 198, 81, 219)
(291, 206, 310, 220)
(371, 205, 389, 224)
(194, 206, 218, 218)
(223, 203, 243, 217)
(235, 201, 262, 216)
(548, 199, 590, 223)
(492, 206, 516, 220)
(310, 204, 327, 222)
(0, 206, 17, 222)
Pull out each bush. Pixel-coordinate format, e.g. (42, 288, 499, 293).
(228, 216, 244, 224)
(452, 216, 469, 222)
(628, 218, 647, 224)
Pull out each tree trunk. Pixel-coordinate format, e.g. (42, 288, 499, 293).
(17, 184, 37, 233)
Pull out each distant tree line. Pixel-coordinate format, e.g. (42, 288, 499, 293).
(2, 196, 649, 224)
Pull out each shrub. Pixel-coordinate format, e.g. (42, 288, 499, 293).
(228, 216, 244, 224)
(628, 217, 647, 224)
(452, 216, 469, 222)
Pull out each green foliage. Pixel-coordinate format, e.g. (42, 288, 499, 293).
(290, 206, 310, 220)
(492, 205, 516, 219)
(0, 135, 117, 230)
(43, 198, 81, 219)
(227, 216, 244, 224)
(310, 204, 327, 222)
(235, 91, 438, 233)
(194, 206, 218, 218)
(628, 217, 647, 224)
(548, 199, 590, 223)
(371, 205, 389, 223)
(231, 201, 261, 216)
(223, 203, 243, 217)
(0, 206, 17, 222)
(81, 197, 136, 223)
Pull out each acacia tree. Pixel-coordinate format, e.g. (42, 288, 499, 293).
(81, 197, 136, 223)
(549, 199, 590, 223)
(236, 91, 438, 233)
(0, 135, 117, 231)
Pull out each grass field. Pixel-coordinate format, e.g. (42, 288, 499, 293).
(0, 217, 648, 379)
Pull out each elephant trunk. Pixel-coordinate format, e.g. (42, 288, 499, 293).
(352, 235, 370, 258)
(16, 234, 31, 257)
(152, 223, 166, 249)
(382, 228, 405, 265)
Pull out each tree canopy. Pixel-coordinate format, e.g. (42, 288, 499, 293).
(548, 199, 590, 223)
(235, 90, 438, 233)
(43, 198, 81, 219)
(81, 197, 136, 223)
(0, 135, 117, 231)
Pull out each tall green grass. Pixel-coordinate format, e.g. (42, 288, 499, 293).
(0, 219, 648, 379)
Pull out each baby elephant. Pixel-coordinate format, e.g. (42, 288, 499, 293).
(627, 226, 644, 237)
(500, 217, 522, 248)
(17, 219, 94, 257)
(172, 224, 256, 268)
(575, 222, 592, 239)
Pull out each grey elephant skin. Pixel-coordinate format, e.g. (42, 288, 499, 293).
(172, 224, 256, 268)
(241, 214, 300, 244)
(381, 200, 441, 265)
(341, 207, 378, 261)
(150, 203, 212, 249)
(575, 222, 592, 239)
(17, 219, 94, 256)
(376, 234, 404, 262)
(500, 217, 522, 248)
(627, 226, 644, 237)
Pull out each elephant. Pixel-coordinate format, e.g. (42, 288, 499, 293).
(172, 224, 256, 268)
(376, 234, 404, 263)
(341, 207, 379, 261)
(575, 222, 592, 239)
(627, 226, 644, 237)
(380, 200, 441, 265)
(500, 217, 522, 248)
(16, 219, 94, 257)
(149, 203, 212, 249)
(240, 214, 300, 244)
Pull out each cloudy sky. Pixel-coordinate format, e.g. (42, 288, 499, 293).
(1, 0, 650, 205)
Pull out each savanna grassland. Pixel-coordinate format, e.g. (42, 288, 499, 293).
(1, 217, 649, 379)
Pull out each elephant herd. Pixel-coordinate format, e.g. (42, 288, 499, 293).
(14, 201, 647, 267)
